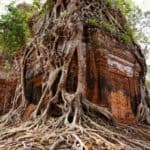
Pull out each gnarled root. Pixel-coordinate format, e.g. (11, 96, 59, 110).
(0, 0, 150, 150)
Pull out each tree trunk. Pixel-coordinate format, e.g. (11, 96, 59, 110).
(0, 0, 150, 149)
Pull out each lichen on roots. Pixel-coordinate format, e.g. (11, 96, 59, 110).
(0, 0, 150, 149)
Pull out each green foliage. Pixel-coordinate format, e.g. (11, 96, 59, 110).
(33, 0, 41, 10)
(106, 0, 136, 42)
(120, 23, 134, 44)
(3, 60, 11, 72)
(42, 0, 55, 13)
(101, 21, 116, 33)
(0, 1, 41, 56)
(120, 33, 132, 44)
(88, 18, 116, 34)
(87, 0, 136, 44)
(107, 0, 133, 16)
(0, 3, 28, 55)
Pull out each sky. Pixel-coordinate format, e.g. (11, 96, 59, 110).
(133, 0, 150, 12)
(0, 0, 33, 14)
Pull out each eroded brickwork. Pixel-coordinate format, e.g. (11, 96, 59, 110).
(0, 56, 17, 115)
(85, 29, 141, 123)
(0, 29, 142, 123)
(0, 75, 16, 115)
(22, 29, 142, 123)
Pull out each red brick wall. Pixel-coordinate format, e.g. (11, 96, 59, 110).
(85, 29, 141, 123)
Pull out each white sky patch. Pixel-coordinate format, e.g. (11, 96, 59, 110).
(132, 0, 150, 12)
(0, 0, 33, 15)
(0, 0, 47, 15)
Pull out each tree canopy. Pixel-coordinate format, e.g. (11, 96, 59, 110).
(0, 1, 41, 56)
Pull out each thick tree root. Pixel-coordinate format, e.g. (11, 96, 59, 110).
(0, 0, 150, 149)
(0, 115, 150, 150)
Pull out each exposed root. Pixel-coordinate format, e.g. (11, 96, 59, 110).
(0, 0, 149, 149)
(0, 116, 150, 150)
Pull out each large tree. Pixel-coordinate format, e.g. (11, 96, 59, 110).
(0, 0, 150, 149)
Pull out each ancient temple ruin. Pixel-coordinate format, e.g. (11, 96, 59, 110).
(20, 28, 143, 124)
(0, 1, 150, 149)
(0, 56, 16, 115)
(0, 0, 148, 125)
(85, 30, 141, 123)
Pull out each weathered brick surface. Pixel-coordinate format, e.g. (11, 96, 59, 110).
(23, 29, 141, 123)
(0, 29, 142, 124)
(85, 29, 141, 123)
(0, 56, 17, 115)
(0, 77, 16, 115)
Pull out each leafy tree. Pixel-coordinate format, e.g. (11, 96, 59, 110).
(0, 2, 29, 55)
(0, 1, 41, 56)
(33, 0, 41, 10)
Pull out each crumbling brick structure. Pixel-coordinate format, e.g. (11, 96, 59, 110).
(0, 57, 17, 115)
(23, 29, 142, 123)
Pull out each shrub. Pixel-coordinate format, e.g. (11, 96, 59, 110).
(0, 3, 30, 55)
(101, 21, 116, 33)
(0, 1, 41, 56)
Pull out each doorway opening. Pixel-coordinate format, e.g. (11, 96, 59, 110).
(25, 75, 42, 105)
